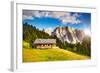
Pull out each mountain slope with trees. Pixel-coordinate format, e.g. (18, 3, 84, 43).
(23, 22, 91, 57)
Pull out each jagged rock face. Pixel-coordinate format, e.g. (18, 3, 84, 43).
(52, 27, 85, 44)
(75, 29, 85, 43)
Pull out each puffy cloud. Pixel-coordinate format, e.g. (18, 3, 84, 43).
(73, 13, 80, 17)
(22, 15, 34, 20)
(51, 12, 67, 18)
(58, 12, 81, 24)
(23, 10, 81, 24)
(23, 10, 41, 18)
(60, 14, 81, 24)
(23, 10, 52, 19)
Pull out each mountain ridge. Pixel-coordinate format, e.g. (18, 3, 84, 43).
(50, 26, 86, 44)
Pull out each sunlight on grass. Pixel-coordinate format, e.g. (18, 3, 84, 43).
(23, 48, 90, 62)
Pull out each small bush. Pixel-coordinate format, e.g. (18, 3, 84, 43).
(23, 41, 30, 48)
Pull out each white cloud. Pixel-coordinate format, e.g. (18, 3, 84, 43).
(23, 10, 52, 20)
(73, 13, 80, 17)
(59, 12, 81, 24)
(49, 12, 81, 24)
(51, 12, 67, 18)
(33, 11, 42, 18)
(23, 15, 34, 20)
(23, 10, 81, 24)
(61, 16, 81, 24)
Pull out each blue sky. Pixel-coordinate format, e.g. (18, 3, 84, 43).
(23, 10, 91, 31)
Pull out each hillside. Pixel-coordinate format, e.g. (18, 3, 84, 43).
(23, 23, 91, 57)
(23, 48, 89, 62)
(23, 23, 65, 50)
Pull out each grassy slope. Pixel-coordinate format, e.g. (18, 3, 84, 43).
(23, 48, 90, 62)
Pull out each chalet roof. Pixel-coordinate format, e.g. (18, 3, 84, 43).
(34, 39, 56, 44)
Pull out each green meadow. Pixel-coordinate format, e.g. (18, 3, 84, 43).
(23, 48, 89, 62)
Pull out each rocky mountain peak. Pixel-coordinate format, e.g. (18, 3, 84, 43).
(52, 26, 85, 44)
